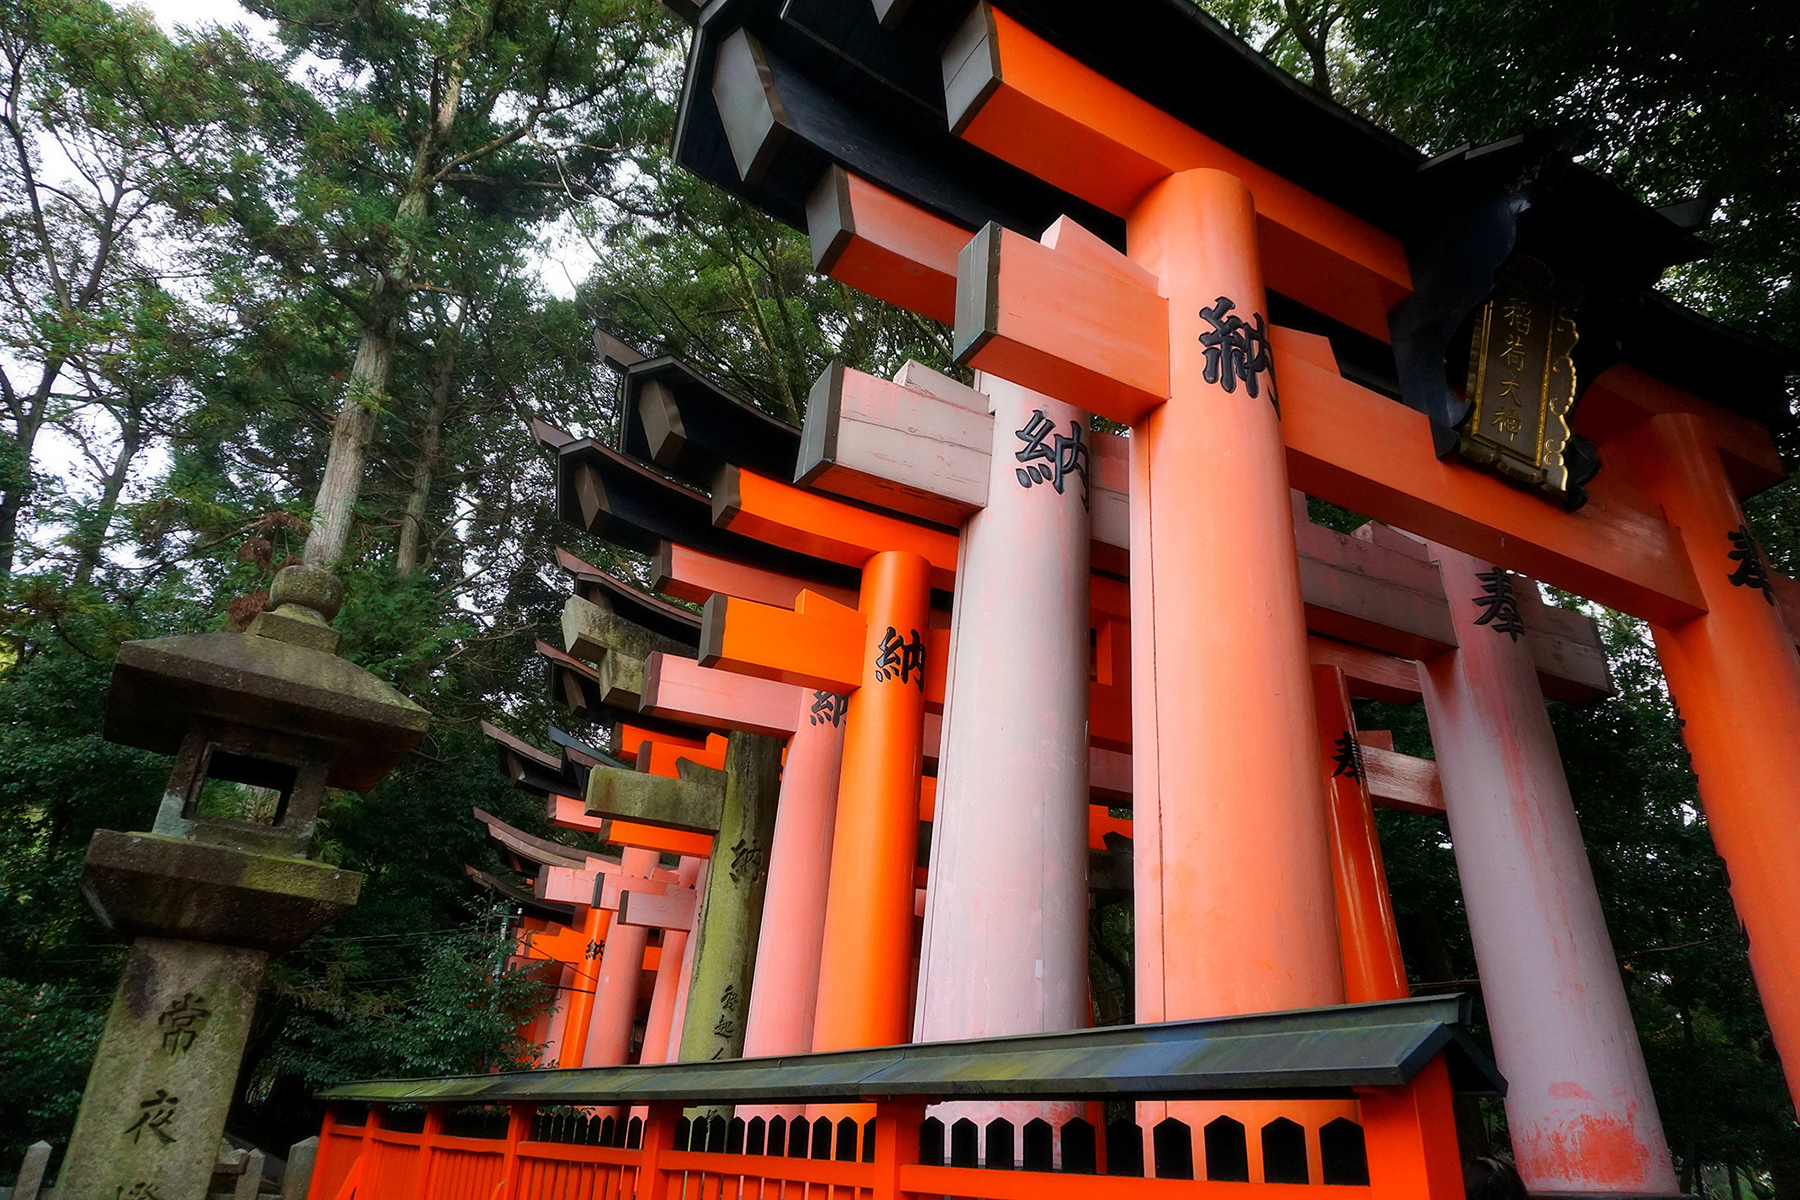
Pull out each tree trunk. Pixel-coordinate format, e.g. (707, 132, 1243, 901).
(301, 41, 471, 568)
(395, 341, 458, 576)
(302, 307, 399, 566)
(73, 406, 143, 587)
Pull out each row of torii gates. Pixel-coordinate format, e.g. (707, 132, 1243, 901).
(317, 1, 1800, 1197)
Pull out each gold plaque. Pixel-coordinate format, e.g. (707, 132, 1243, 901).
(1460, 257, 1581, 501)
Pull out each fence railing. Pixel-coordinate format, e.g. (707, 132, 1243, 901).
(307, 994, 1499, 1200)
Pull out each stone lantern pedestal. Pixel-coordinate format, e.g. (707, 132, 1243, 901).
(54, 566, 428, 1200)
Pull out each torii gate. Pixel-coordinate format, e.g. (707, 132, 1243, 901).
(673, 1, 1800, 1190)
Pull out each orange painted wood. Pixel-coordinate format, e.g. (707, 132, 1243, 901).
(1276, 326, 1706, 626)
(699, 593, 865, 692)
(654, 539, 860, 610)
(959, 222, 1169, 425)
(812, 550, 935, 1051)
(1314, 664, 1410, 1003)
(1307, 636, 1423, 703)
(1360, 1056, 1466, 1200)
(1125, 169, 1344, 1024)
(809, 166, 964, 323)
(714, 466, 959, 588)
(1773, 571, 1800, 649)
(1576, 363, 1784, 499)
(951, 5, 1409, 342)
(545, 794, 715, 857)
(1607, 413, 1800, 1109)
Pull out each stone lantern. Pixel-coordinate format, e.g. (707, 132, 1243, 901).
(54, 564, 429, 1200)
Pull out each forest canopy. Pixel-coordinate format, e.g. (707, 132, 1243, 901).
(0, 0, 1794, 1190)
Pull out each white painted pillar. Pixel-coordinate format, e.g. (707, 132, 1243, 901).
(913, 372, 1091, 1162)
(1420, 541, 1677, 1195)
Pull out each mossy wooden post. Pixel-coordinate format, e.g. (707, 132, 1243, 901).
(678, 731, 782, 1074)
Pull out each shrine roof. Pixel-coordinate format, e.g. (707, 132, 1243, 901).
(320, 993, 1504, 1102)
(463, 864, 578, 925)
(554, 546, 703, 647)
(673, 0, 1794, 430)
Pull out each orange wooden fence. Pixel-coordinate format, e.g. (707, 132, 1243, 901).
(309, 1054, 1464, 1200)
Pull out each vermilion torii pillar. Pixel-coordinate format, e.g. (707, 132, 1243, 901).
(636, 651, 847, 1062)
(1312, 664, 1408, 1006)
(951, 175, 1347, 1021)
(1606, 412, 1800, 1113)
(1419, 544, 1677, 1192)
(700, 467, 956, 1050)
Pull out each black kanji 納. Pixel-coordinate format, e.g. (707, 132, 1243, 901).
(808, 691, 847, 727)
(729, 837, 768, 884)
(1471, 568, 1526, 641)
(1197, 296, 1275, 403)
(1013, 409, 1090, 510)
(1726, 526, 1775, 604)
(873, 626, 926, 690)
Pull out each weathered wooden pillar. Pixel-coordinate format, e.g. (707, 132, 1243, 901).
(642, 855, 705, 1064)
(677, 731, 782, 1063)
(811, 550, 935, 1052)
(1420, 541, 1676, 1194)
(913, 371, 1091, 1159)
(1123, 168, 1344, 1019)
(743, 690, 847, 1057)
(1607, 412, 1800, 1109)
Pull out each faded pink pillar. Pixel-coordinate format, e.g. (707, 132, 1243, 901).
(913, 372, 1091, 1163)
(741, 689, 847, 1123)
(666, 859, 707, 1060)
(1420, 541, 1676, 1194)
(743, 691, 847, 1060)
(642, 856, 706, 1064)
(540, 963, 574, 1066)
(584, 848, 659, 1067)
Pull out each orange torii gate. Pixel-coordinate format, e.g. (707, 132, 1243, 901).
(679, 0, 1799, 1189)
(699, 467, 955, 1052)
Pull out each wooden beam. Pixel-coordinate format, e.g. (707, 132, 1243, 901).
(1277, 326, 1706, 626)
(954, 221, 1168, 425)
(1361, 742, 1447, 817)
(586, 758, 727, 834)
(808, 167, 963, 324)
(563, 594, 695, 666)
(712, 465, 960, 589)
(619, 886, 697, 932)
(941, 3, 1410, 342)
(797, 360, 991, 528)
(639, 651, 804, 740)
(654, 539, 860, 611)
